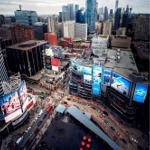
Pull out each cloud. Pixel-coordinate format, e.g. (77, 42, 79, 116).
(0, 0, 149, 15)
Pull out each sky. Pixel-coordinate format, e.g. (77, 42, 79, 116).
(0, 0, 149, 15)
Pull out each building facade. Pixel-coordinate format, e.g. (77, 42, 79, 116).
(15, 10, 38, 26)
(76, 9, 86, 23)
(85, 0, 97, 34)
(103, 21, 112, 35)
(114, 8, 122, 30)
(62, 5, 70, 22)
(6, 40, 48, 77)
(47, 15, 58, 33)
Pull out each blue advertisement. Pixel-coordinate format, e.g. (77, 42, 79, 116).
(133, 83, 148, 103)
(111, 72, 131, 97)
(103, 69, 111, 85)
(92, 65, 102, 95)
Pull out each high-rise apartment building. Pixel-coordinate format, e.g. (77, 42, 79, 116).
(48, 15, 58, 33)
(75, 23, 87, 40)
(103, 22, 112, 35)
(98, 7, 103, 21)
(85, 0, 97, 34)
(63, 21, 75, 40)
(15, 10, 38, 26)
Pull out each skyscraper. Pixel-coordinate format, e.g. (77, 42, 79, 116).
(68, 4, 75, 20)
(76, 8, 86, 23)
(86, 0, 97, 34)
(103, 6, 108, 22)
(62, 5, 70, 22)
(48, 15, 58, 33)
(15, 10, 38, 26)
(115, 0, 119, 12)
(114, 8, 122, 30)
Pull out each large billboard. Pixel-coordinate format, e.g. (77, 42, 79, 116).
(45, 45, 62, 58)
(0, 91, 22, 123)
(17, 80, 28, 112)
(133, 83, 148, 103)
(92, 65, 102, 95)
(103, 69, 111, 85)
(51, 57, 59, 66)
(111, 72, 131, 97)
(45, 56, 51, 69)
(84, 74, 92, 84)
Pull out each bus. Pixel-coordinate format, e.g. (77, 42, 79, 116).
(46, 105, 52, 113)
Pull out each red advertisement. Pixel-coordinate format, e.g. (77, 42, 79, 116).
(51, 57, 59, 66)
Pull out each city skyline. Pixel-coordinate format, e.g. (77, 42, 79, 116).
(0, 0, 150, 15)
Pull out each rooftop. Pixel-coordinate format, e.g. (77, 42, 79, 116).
(7, 40, 48, 51)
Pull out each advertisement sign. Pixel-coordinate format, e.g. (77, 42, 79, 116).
(51, 57, 59, 66)
(45, 45, 62, 58)
(45, 57, 51, 69)
(133, 83, 148, 103)
(0, 91, 22, 123)
(92, 65, 102, 95)
(103, 69, 111, 85)
(111, 72, 131, 97)
(51, 46, 62, 58)
(84, 74, 92, 84)
(17, 80, 28, 112)
(52, 66, 59, 72)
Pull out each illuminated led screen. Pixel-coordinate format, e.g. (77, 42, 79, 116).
(84, 74, 92, 84)
(92, 65, 102, 95)
(103, 69, 111, 85)
(133, 83, 148, 103)
(111, 72, 131, 97)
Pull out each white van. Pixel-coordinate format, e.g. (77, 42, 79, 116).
(16, 136, 23, 145)
(38, 109, 43, 118)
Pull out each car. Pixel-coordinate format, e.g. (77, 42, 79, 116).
(43, 114, 47, 119)
(110, 126, 115, 131)
(30, 132, 34, 137)
(25, 126, 31, 133)
(37, 120, 42, 126)
(104, 120, 109, 125)
(116, 132, 121, 137)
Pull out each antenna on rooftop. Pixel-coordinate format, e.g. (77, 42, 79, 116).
(19, 5, 22, 10)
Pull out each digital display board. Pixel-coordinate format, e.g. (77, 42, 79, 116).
(51, 57, 59, 66)
(133, 83, 148, 103)
(111, 72, 131, 97)
(45, 56, 51, 69)
(92, 65, 102, 95)
(17, 80, 28, 112)
(84, 74, 92, 84)
(103, 69, 111, 85)
(0, 91, 22, 123)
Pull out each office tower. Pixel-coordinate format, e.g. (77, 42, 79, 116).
(62, 5, 70, 22)
(122, 5, 129, 28)
(103, 6, 108, 22)
(10, 25, 34, 43)
(115, 0, 119, 12)
(75, 23, 88, 40)
(6, 40, 48, 77)
(63, 21, 75, 40)
(15, 10, 38, 26)
(98, 7, 103, 21)
(68, 4, 75, 20)
(103, 21, 112, 35)
(0, 15, 5, 26)
(109, 9, 113, 21)
(58, 12, 62, 22)
(34, 22, 48, 40)
(114, 8, 122, 30)
(76, 8, 86, 23)
(86, 0, 97, 34)
(48, 15, 58, 33)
